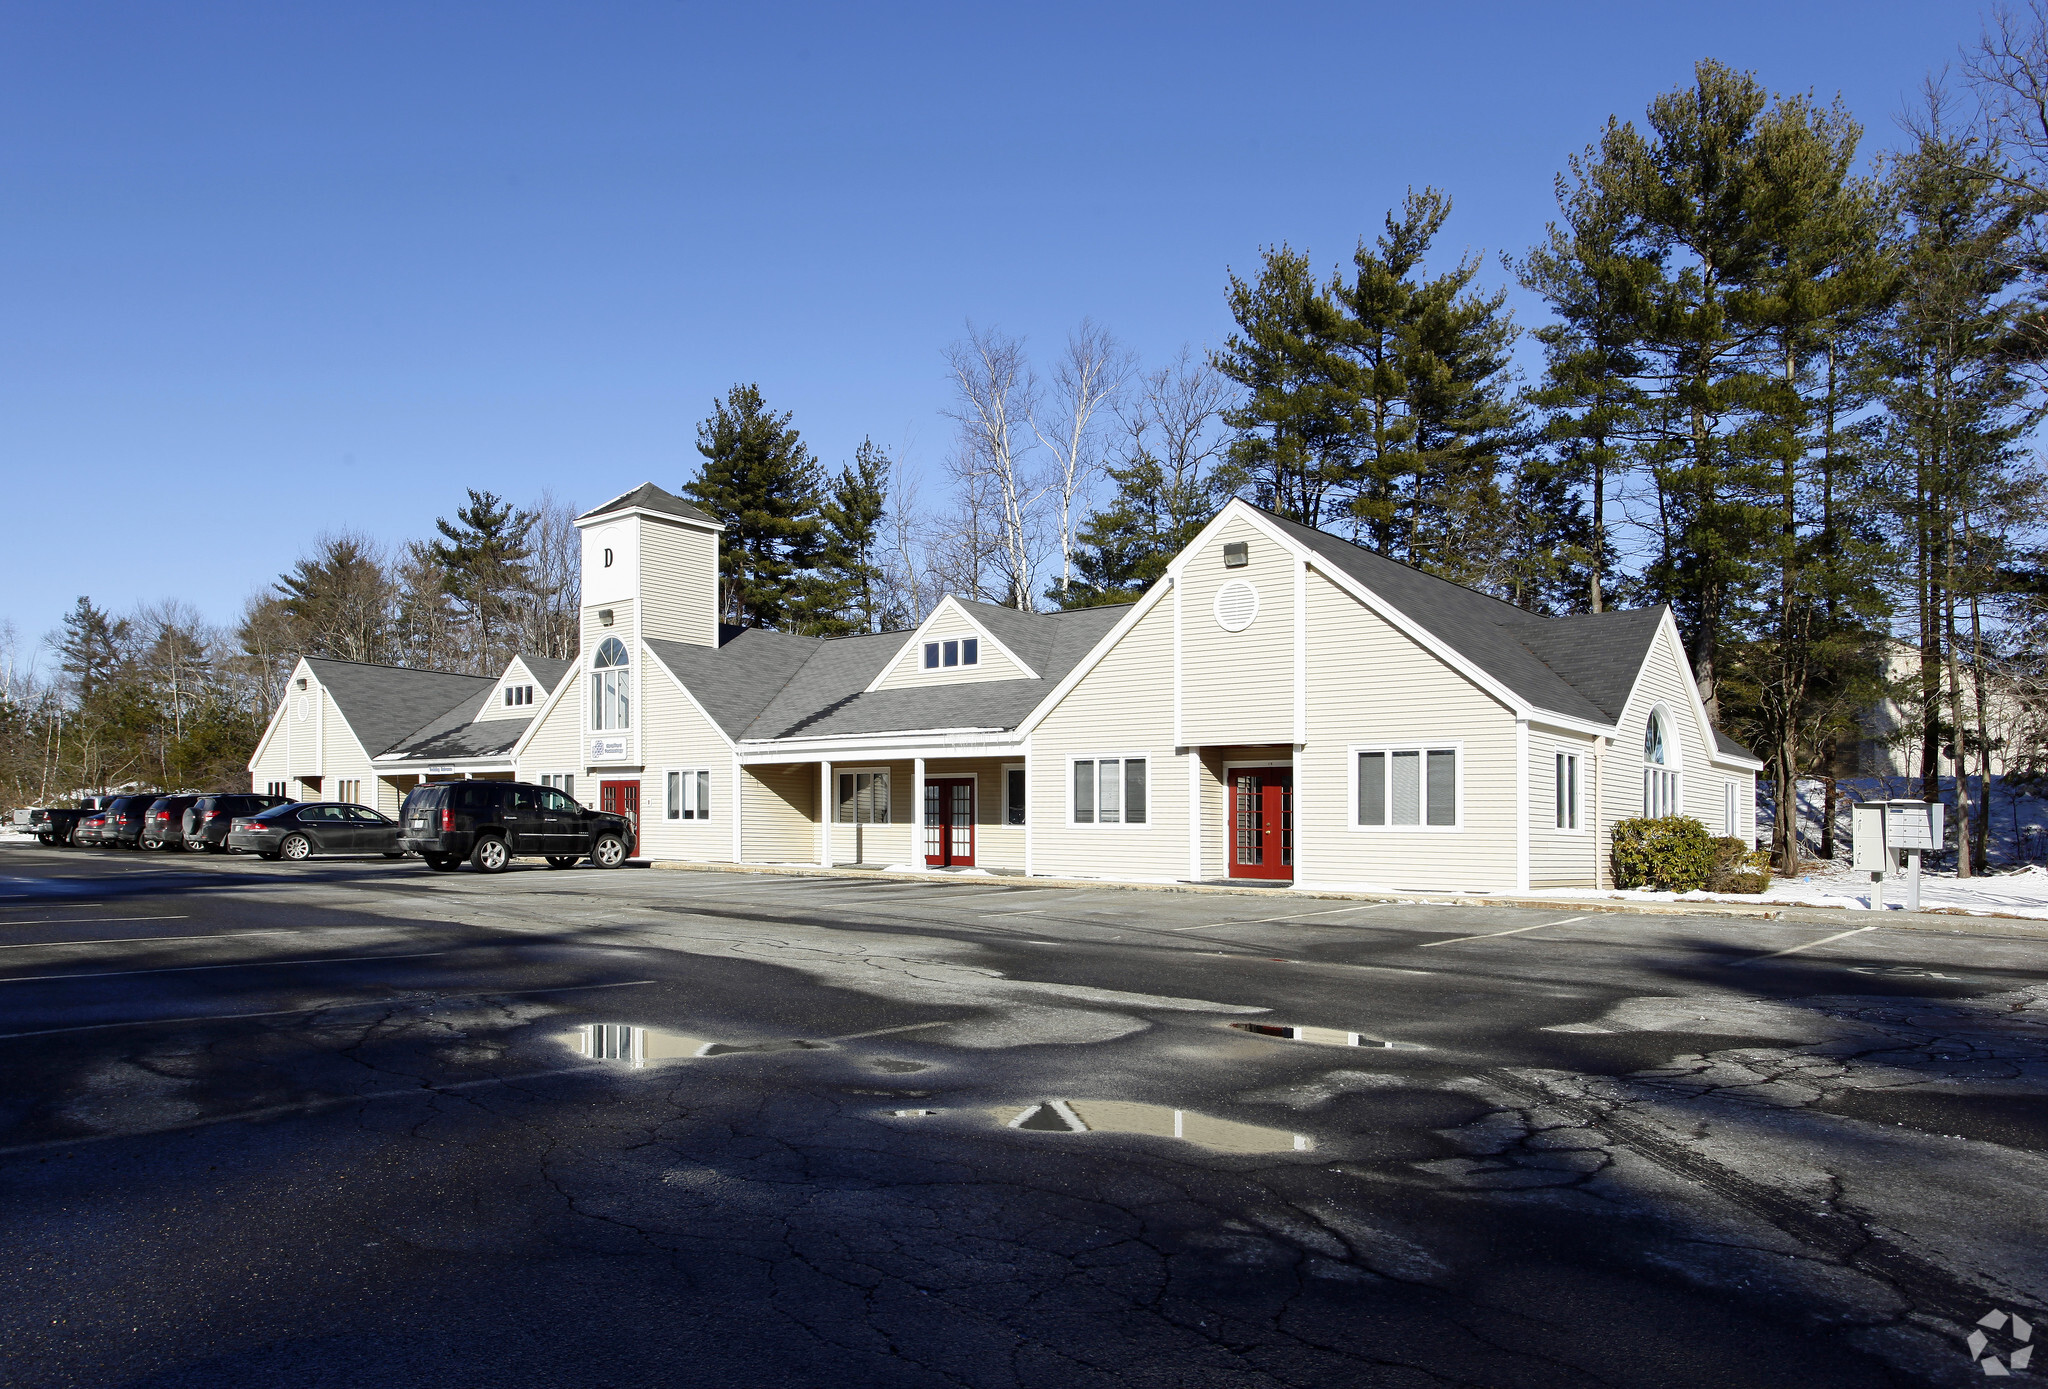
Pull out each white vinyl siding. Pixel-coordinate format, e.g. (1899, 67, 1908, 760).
(826, 759, 915, 866)
(635, 515, 721, 648)
(1296, 571, 1517, 891)
(632, 655, 733, 859)
(741, 764, 815, 863)
(1177, 515, 1296, 747)
(1029, 597, 1188, 881)
(872, 605, 1026, 689)
(1530, 731, 1599, 888)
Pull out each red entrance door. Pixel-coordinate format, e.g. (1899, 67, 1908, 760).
(1229, 768, 1293, 880)
(924, 779, 975, 867)
(599, 780, 640, 853)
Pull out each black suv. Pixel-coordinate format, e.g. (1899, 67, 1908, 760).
(141, 795, 202, 850)
(183, 793, 293, 853)
(399, 781, 633, 873)
(104, 794, 164, 848)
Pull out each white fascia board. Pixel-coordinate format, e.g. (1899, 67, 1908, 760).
(737, 729, 1018, 763)
(373, 758, 517, 773)
(1012, 574, 1175, 740)
(573, 504, 725, 534)
(1526, 714, 1615, 742)
(245, 662, 307, 770)
(860, 595, 1041, 692)
(1618, 610, 1764, 772)
(638, 640, 738, 750)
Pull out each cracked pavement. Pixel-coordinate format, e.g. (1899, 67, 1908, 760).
(1, 844, 2044, 1386)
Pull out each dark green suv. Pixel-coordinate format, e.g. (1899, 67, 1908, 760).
(398, 781, 633, 874)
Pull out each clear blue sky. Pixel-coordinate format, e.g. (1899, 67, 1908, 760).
(0, 1, 1987, 652)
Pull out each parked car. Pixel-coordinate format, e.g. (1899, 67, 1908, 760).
(141, 794, 203, 850)
(226, 802, 405, 861)
(103, 795, 162, 848)
(181, 793, 293, 853)
(30, 796, 116, 845)
(74, 808, 113, 846)
(398, 780, 632, 873)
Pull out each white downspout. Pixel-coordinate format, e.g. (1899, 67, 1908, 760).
(819, 760, 832, 867)
(1515, 717, 1530, 893)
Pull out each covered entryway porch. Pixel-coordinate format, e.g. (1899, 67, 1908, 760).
(1194, 745, 1296, 883)
(739, 745, 1030, 874)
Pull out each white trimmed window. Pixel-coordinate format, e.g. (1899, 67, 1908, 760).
(835, 769, 892, 823)
(503, 684, 534, 707)
(1554, 752, 1580, 831)
(540, 773, 577, 802)
(1643, 712, 1678, 817)
(337, 779, 361, 806)
(1724, 781, 1740, 837)
(666, 768, 710, 821)
(1355, 747, 1459, 828)
(923, 638, 980, 669)
(591, 637, 631, 731)
(266, 782, 288, 798)
(1071, 757, 1147, 825)
(1003, 764, 1026, 825)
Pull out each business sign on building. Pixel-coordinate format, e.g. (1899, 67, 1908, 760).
(590, 738, 629, 762)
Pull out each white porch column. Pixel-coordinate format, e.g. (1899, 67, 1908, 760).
(1186, 748, 1201, 883)
(731, 754, 744, 864)
(912, 757, 926, 869)
(819, 760, 833, 867)
(1023, 746, 1034, 877)
(1515, 718, 1531, 893)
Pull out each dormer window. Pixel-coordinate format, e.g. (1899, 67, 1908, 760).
(591, 637, 631, 731)
(503, 684, 534, 707)
(923, 638, 979, 670)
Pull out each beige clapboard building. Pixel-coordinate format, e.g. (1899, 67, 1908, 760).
(251, 481, 1760, 890)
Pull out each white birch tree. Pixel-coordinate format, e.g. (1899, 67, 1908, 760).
(944, 324, 1042, 609)
(1034, 319, 1133, 599)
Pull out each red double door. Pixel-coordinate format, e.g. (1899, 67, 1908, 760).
(924, 778, 975, 867)
(599, 780, 640, 851)
(1229, 768, 1293, 880)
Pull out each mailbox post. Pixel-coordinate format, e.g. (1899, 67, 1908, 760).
(1851, 799, 1943, 912)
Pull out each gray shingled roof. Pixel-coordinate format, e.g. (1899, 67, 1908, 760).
(306, 659, 494, 759)
(1516, 607, 1666, 723)
(518, 654, 574, 694)
(380, 683, 532, 762)
(645, 604, 1132, 742)
(577, 482, 721, 528)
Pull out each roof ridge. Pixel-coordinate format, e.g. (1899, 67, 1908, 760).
(303, 655, 490, 679)
(1255, 507, 1550, 626)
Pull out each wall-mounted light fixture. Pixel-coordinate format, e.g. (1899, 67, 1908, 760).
(1223, 541, 1249, 568)
(598, 609, 615, 627)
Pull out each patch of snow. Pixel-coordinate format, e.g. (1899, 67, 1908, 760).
(1537, 859, 2048, 919)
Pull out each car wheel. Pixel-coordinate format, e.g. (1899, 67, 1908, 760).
(544, 855, 579, 870)
(185, 838, 209, 852)
(471, 836, 509, 873)
(280, 834, 313, 862)
(590, 833, 626, 869)
(423, 853, 459, 872)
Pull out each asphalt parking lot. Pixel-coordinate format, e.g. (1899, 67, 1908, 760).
(1, 841, 2044, 1387)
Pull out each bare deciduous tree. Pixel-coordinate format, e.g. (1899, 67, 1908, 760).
(516, 491, 582, 660)
(1034, 320, 1133, 599)
(945, 324, 1043, 609)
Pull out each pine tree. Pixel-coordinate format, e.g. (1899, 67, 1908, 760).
(429, 492, 533, 672)
(57, 597, 127, 704)
(1211, 246, 1356, 525)
(800, 439, 893, 635)
(275, 533, 394, 665)
(684, 384, 824, 629)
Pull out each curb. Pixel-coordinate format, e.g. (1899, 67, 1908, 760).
(646, 859, 2048, 941)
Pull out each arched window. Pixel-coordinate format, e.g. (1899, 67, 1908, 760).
(591, 637, 631, 732)
(1642, 710, 1678, 817)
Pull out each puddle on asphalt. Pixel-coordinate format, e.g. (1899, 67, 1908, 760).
(567, 1024, 829, 1069)
(1228, 1022, 1424, 1051)
(992, 1100, 1312, 1153)
(870, 1059, 930, 1073)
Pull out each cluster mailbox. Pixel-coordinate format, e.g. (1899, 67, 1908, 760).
(1850, 799, 1943, 912)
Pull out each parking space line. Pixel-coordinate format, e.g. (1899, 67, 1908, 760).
(0, 950, 451, 985)
(1244, 904, 1392, 925)
(1729, 924, 1876, 966)
(0, 979, 659, 1041)
(823, 1019, 953, 1042)
(0, 915, 191, 928)
(0, 928, 304, 949)
(1419, 916, 1591, 948)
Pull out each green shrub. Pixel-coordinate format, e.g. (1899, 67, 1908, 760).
(1610, 816, 1720, 891)
(1705, 836, 1772, 895)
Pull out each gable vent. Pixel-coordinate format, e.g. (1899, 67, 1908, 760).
(1213, 580, 1259, 633)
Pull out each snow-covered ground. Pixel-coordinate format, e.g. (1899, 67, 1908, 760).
(1763, 774, 2048, 870)
(1536, 859, 2048, 919)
